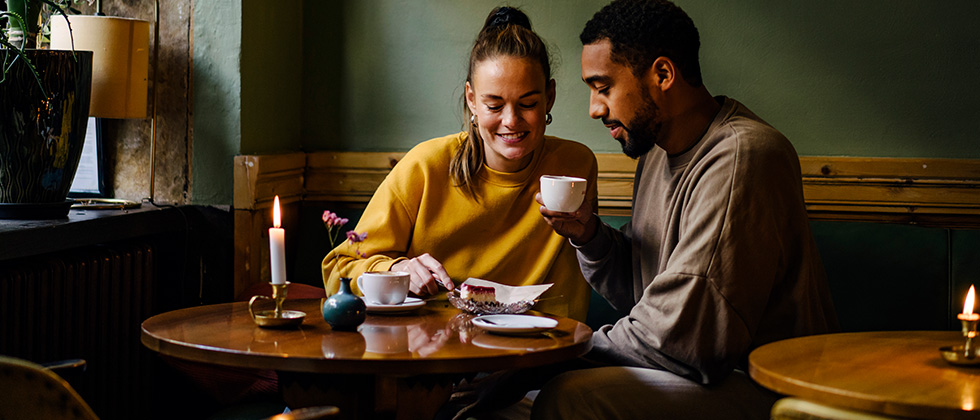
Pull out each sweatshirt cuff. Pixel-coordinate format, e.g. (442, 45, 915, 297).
(570, 220, 613, 261)
(381, 257, 407, 272)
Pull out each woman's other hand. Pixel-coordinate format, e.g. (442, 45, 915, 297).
(536, 192, 598, 245)
(391, 253, 454, 297)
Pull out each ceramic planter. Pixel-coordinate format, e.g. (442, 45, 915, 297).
(0, 49, 93, 218)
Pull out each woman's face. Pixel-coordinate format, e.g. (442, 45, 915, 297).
(466, 55, 556, 173)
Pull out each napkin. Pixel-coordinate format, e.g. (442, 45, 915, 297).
(462, 278, 552, 304)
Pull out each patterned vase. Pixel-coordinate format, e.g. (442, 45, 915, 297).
(0, 49, 93, 219)
(322, 277, 366, 330)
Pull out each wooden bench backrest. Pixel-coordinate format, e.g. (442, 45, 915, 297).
(232, 152, 980, 295)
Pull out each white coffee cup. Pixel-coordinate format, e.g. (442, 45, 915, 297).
(540, 175, 587, 212)
(357, 271, 410, 305)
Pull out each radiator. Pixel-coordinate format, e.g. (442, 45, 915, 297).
(0, 241, 155, 420)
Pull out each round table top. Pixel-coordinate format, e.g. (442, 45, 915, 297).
(749, 331, 980, 420)
(141, 298, 593, 376)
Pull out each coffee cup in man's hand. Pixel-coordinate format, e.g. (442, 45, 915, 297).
(540, 175, 587, 213)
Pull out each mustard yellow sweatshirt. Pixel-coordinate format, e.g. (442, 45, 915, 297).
(322, 132, 598, 321)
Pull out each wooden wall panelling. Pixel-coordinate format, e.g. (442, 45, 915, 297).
(233, 152, 980, 295)
(595, 154, 638, 217)
(233, 153, 307, 210)
(234, 152, 980, 223)
(305, 151, 404, 203)
(233, 153, 306, 296)
(594, 155, 980, 226)
(800, 157, 980, 228)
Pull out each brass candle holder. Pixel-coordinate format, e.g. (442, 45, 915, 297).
(940, 313, 980, 366)
(248, 282, 306, 328)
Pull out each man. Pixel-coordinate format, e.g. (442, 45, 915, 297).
(533, 0, 839, 418)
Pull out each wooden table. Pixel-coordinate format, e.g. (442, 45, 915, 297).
(141, 298, 592, 419)
(749, 331, 980, 420)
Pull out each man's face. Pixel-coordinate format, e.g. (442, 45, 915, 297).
(581, 39, 661, 158)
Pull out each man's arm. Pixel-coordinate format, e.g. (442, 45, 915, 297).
(589, 131, 805, 385)
(537, 195, 637, 311)
(573, 219, 637, 311)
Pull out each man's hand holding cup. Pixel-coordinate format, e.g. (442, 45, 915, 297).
(537, 175, 598, 245)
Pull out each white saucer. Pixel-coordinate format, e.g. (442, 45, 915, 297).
(471, 314, 558, 335)
(365, 297, 425, 313)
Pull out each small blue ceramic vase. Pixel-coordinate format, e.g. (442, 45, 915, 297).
(322, 277, 366, 330)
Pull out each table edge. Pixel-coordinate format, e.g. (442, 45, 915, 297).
(141, 302, 593, 376)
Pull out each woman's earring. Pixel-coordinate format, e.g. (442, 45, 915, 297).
(471, 114, 478, 128)
(546, 113, 553, 125)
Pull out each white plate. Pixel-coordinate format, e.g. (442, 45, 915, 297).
(471, 314, 558, 334)
(365, 297, 425, 313)
(471, 332, 558, 350)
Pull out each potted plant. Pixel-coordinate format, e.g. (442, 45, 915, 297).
(0, 0, 93, 219)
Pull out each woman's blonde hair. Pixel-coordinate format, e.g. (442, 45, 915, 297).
(450, 6, 553, 198)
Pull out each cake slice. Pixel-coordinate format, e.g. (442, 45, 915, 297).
(460, 284, 496, 304)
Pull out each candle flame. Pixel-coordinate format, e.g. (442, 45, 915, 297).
(273, 195, 281, 228)
(965, 285, 976, 316)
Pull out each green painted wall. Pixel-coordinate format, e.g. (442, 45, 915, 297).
(301, 0, 979, 158)
(192, 0, 304, 205)
(301, 1, 344, 145)
(241, 1, 305, 155)
(302, 0, 617, 152)
(192, 0, 243, 205)
(196, 0, 978, 204)
(686, 1, 978, 158)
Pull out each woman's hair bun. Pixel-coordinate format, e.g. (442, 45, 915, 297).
(483, 6, 532, 32)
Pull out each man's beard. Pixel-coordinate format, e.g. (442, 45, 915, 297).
(618, 96, 661, 159)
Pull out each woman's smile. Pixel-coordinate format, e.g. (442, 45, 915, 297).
(496, 131, 528, 143)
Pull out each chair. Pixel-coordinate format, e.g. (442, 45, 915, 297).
(771, 397, 902, 420)
(263, 406, 340, 420)
(0, 355, 99, 420)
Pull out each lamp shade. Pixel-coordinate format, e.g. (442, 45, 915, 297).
(50, 15, 150, 119)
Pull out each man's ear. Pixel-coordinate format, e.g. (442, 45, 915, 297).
(646, 56, 676, 92)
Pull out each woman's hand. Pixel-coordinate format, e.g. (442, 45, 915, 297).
(391, 253, 454, 297)
(536, 192, 598, 245)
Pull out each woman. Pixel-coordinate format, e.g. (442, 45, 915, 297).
(322, 6, 598, 321)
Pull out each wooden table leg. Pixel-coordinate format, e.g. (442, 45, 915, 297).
(391, 375, 454, 420)
(279, 372, 376, 419)
(279, 371, 457, 420)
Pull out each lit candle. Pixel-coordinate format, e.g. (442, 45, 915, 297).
(269, 196, 287, 285)
(961, 285, 978, 321)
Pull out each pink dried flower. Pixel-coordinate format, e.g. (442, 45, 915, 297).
(346, 230, 368, 258)
(346, 230, 367, 243)
(322, 210, 350, 247)
(322, 211, 348, 228)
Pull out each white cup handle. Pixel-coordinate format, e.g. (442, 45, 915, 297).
(356, 276, 364, 293)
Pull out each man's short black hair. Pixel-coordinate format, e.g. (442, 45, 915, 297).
(580, 0, 703, 87)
